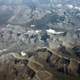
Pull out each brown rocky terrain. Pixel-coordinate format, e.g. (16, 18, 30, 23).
(0, 46, 80, 80)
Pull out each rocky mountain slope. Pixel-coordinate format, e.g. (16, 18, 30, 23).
(0, 0, 80, 80)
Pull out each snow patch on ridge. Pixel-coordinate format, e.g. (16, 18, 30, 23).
(46, 29, 64, 34)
